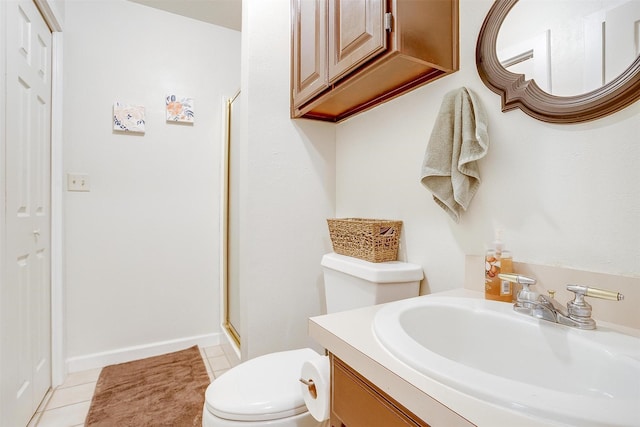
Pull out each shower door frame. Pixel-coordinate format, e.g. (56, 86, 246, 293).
(221, 90, 241, 351)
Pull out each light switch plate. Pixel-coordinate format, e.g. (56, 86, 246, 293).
(67, 173, 90, 192)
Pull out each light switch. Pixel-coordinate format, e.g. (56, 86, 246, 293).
(67, 173, 90, 192)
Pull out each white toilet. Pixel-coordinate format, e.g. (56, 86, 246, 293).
(202, 252, 423, 427)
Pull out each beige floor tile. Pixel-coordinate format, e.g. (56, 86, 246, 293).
(221, 344, 241, 368)
(59, 368, 101, 388)
(198, 346, 208, 360)
(203, 345, 225, 358)
(204, 361, 214, 381)
(213, 369, 229, 378)
(36, 401, 91, 427)
(208, 355, 231, 371)
(46, 382, 96, 410)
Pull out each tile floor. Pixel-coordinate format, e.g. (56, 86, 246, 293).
(29, 346, 233, 427)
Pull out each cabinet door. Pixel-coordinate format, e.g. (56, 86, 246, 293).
(292, 0, 329, 108)
(328, 0, 386, 82)
(331, 356, 429, 427)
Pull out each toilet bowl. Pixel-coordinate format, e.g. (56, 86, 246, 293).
(202, 349, 324, 427)
(202, 253, 423, 426)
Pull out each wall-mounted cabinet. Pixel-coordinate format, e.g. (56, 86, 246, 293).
(291, 0, 459, 122)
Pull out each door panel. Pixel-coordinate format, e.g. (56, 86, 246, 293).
(328, 0, 385, 82)
(605, 1, 640, 82)
(292, 0, 329, 108)
(1, 1, 52, 425)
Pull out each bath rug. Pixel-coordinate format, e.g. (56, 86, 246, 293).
(85, 346, 210, 427)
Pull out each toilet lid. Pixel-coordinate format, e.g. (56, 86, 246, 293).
(205, 348, 321, 422)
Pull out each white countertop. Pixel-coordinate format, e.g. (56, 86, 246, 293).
(309, 289, 586, 427)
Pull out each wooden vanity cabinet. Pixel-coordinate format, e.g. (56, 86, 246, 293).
(291, 0, 459, 122)
(330, 355, 430, 427)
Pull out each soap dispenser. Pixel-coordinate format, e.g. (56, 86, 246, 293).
(484, 231, 514, 302)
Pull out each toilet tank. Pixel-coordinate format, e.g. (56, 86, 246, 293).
(321, 252, 423, 314)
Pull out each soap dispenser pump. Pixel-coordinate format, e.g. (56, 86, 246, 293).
(484, 231, 514, 302)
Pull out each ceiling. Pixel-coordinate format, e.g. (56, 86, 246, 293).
(128, 0, 242, 31)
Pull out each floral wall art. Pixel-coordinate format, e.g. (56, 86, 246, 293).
(113, 102, 146, 133)
(166, 95, 195, 123)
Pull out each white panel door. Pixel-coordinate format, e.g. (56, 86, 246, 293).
(1, 1, 53, 426)
(605, 1, 640, 82)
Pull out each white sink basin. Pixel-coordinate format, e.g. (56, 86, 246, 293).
(373, 295, 640, 427)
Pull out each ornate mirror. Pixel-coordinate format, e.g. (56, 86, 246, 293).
(476, 0, 640, 124)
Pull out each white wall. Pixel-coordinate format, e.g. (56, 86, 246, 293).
(239, 0, 336, 359)
(63, 0, 240, 367)
(335, 0, 640, 295)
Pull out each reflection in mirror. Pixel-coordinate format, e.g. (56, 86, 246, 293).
(497, 0, 640, 97)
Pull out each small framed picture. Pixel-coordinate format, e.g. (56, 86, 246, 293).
(166, 95, 194, 123)
(113, 102, 146, 133)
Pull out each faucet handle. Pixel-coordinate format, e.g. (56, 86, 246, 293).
(566, 285, 624, 301)
(565, 285, 623, 330)
(498, 273, 536, 286)
(499, 274, 538, 304)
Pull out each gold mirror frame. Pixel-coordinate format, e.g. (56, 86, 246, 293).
(476, 0, 640, 124)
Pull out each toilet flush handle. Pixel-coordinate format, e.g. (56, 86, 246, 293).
(299, 378, 317, 399)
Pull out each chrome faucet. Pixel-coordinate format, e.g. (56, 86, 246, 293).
(498, 274, 624, 330)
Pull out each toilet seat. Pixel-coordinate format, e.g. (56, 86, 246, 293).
(205, 348, 321, 422)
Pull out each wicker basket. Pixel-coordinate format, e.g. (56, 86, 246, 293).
(327, 218, 402, 263)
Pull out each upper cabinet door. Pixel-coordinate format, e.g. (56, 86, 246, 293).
(328, 0, 386, 82)
(292, 0, 329, 109)
(291, 0, 459, 122)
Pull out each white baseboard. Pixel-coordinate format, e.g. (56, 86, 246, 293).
(66, 333, 222, 373)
